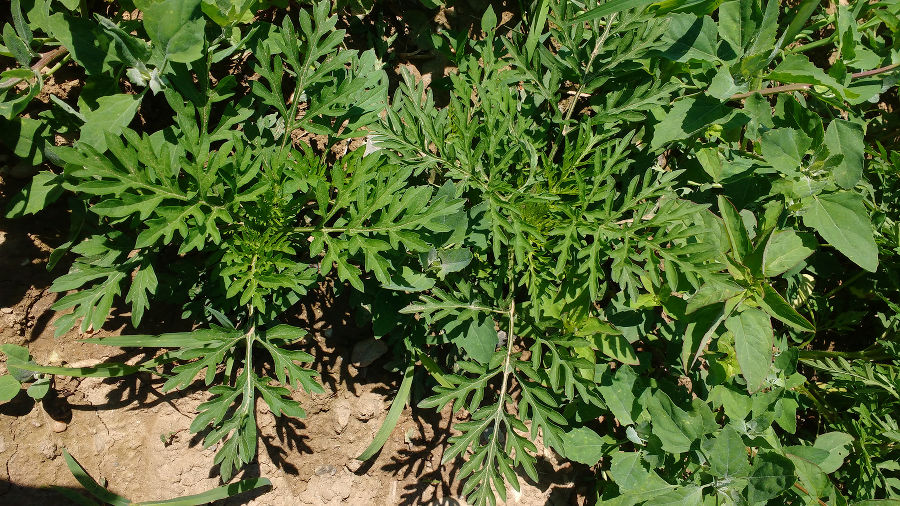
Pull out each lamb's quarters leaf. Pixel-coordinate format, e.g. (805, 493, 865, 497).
(784, 445, 831, 467)
(598, 365, 639, 426)
(592, 333, 639, 365)
(31, 8, 115, 75)
(4, 171, 63, 218)
(0, 116, 49, 165)
(454, 315, 498, 364)
(788, 454, 830, 501)
(756, 284, 815, 332)
(802, 191, 878, 272)
(480, 5, 497, 32)
(0, 375, 21, 402)
(647, 391, 713, 454)
(608, 451, 678, 501)
(651, 95, 737, 149)
(709, 426, 751, 477)
(763, 229, 817, 277)
(608, 451, 651, 491)
(562, 427, 607, 466)
(760, 128, 810, 177)
(135, 0, 207, 63)
(774, 94, 825, 145)
(710, 384, 752, 422)
(686, 279, 745, 314)
(725, 308, 773, 393)
(767, 54, 847, 97)
(708, 67, 745, 100)
(774, 396, 799, 433)
(812, 432, 854, 473)
(747, 452, 795, 503)
(659, 13, 719, 63)
(824, 119, 864, 189)
(382, 266, 435, 292)
(574, 0, 656, 22)
(437, 248, 473, 277)
(79, 94, 143, 152)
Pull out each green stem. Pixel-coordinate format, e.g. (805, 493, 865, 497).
(798, 346, 891, 362)
(730, 63, 900, 100)
(782, 0, 824, 48)
(548, 13, 616, 162)
(823, 270, 865, 299)
(788, 33, 836, 54)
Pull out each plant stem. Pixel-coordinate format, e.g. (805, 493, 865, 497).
(799, 346, 891, 362)
(730, 63, 900, 100)
(548, 13, 616, 162)
(793, 482, 829, 506)
(823, 270, 865, 299)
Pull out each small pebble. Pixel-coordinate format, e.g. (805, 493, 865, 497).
(52, 421, 68, 433)
(0, 307, 13, 314)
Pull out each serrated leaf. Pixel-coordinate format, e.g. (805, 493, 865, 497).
(4, 171, 63, 218)
(125, 264, 158, 327)
(651, 95, 735, 149)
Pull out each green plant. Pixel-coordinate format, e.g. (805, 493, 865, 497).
(2, 0, 900, 503)
(55, 448, 270, 505)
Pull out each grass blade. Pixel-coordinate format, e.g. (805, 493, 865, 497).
(356, 362, 414, 461)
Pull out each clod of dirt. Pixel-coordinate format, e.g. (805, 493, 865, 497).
(350, 338, 387, 368)
(38, 440, 60, 461)
(51, 421, 67, 433)
(333, 400, 351, 433)
(354, 392, 384, 421)
(314, 464, 337, 477)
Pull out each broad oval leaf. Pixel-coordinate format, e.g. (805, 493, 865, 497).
(802, 191, 878, 272)
(763, 229, 817, 277)
(725, 308, 773, 393)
